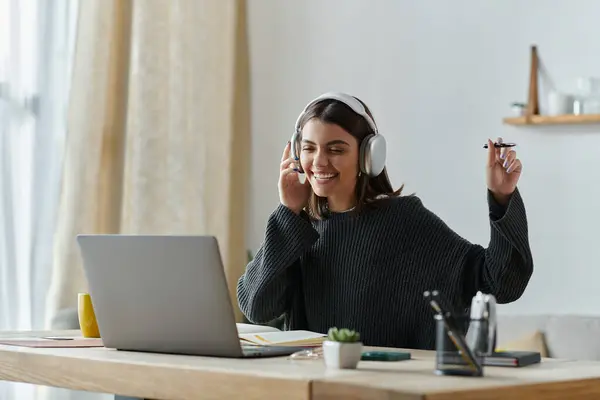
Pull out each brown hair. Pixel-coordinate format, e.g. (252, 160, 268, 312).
(297, 96, 403, 219)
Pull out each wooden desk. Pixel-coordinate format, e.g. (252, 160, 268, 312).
(1, 330, 600, 399)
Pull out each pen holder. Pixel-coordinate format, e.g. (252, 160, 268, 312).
(434, 314, 485, 377)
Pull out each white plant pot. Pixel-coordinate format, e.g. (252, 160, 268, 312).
(322, 340, 363, 369)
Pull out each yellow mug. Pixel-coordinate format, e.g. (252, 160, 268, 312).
(78, 293, 101, 338)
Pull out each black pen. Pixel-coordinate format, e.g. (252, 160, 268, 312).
(483, 142, 517, 149)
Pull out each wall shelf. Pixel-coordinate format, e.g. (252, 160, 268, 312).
(503, 114, 600, 126)
(504, 45, 600, 127)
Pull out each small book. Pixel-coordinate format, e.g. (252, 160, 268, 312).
(484, 351, 541, 367)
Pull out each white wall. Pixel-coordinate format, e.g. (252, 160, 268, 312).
(246, 0, 600, 315)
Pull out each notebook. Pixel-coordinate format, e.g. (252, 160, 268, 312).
(239, 328, 326, 347)
(484, 351, 541, 367)
(440, 350, 542, 368)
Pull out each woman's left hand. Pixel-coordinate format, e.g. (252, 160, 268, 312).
(486, 137, 522, 206)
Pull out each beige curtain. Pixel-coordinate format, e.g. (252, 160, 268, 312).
(45, 0, 250, 327)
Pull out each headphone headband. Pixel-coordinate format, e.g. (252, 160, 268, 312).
(294, 92, 378, 134)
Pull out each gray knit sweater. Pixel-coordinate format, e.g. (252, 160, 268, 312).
(237, 189, 533, 350)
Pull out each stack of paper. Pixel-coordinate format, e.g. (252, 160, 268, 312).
(238, 329, 326, 347)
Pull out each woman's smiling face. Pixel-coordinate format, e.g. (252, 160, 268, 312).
(300, 118, 360, 211)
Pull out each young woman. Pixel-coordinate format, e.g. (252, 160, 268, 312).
(237, 92, 533, 350)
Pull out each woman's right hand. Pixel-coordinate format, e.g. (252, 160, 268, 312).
(279, 141, 311, 214)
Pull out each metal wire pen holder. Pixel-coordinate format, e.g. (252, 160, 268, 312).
(434, 313, 485, 377)
(425, 290, 496, 377)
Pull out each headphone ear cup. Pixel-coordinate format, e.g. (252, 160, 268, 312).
(359, 134, 387, 177)
(358, 135, 369, 175)
(290, 131, 303, 173)
(290, 131, 300, 159)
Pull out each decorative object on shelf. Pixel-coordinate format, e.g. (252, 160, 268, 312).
(322, 327, 363, 369)
(547, 90, 573, 116)
(575, 77, 600, 114)
(503, 45, 600, 126)
(510, 102, 527, 116)
(573, 98, 585, 115)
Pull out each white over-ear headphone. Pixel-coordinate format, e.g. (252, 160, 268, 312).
(290, 92, 387, 177)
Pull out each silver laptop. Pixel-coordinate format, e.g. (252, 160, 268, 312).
(76, 234, 305, 358)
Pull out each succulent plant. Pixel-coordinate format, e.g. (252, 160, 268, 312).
(327, 327, 360, 343)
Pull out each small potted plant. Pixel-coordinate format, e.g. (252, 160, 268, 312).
(322, 327, 363, 369)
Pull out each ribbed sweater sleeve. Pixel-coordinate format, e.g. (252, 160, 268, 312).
(236, 204, 320, 323)
(408, 187, 533, 310)
(460, 187, 533, 304)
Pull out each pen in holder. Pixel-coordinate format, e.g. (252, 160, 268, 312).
(424, 290, 486, 377)
(434, 313, 485, 377)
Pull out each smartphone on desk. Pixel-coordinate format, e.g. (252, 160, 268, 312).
(361, 351, 411, 362)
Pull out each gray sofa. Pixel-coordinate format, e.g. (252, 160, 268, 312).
(497, 314, 600, 361)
